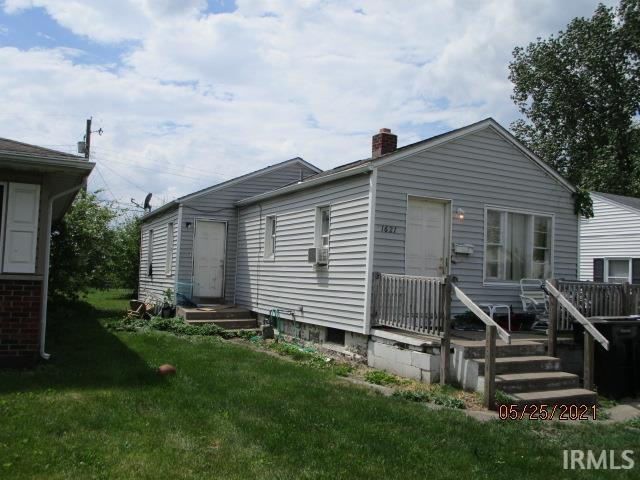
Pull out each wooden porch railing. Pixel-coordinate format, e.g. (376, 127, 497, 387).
(371, 273, 450, 336)
(556, 281, 640, 330)
(371, 272, 507, 409)
(546, 280, 611, 391)
(453, 285, 511, 409)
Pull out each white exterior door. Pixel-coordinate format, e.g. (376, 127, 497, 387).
(405, 197, 449, 277)
(193, 220, 226, 298)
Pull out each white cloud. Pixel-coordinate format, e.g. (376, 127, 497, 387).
(0, 0, 618, 205)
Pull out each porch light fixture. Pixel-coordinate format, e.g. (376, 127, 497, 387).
(185, 221, 192, 229)
(454, 207, 465, 221)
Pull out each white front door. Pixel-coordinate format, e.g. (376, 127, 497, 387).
(405, 197, 449, 277)
(193, 220, 226, 298)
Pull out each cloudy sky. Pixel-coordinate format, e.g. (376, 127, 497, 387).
(0, 0, 615, 208)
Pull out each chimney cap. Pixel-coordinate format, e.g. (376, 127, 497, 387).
(379, 128, 391, 134)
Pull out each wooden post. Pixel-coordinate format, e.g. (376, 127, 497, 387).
(621, 282, 630, 316)
(440, 276, 452, 386)
(583, 331, 595, 391)
(547, 279, 558, 357)
(484, 324, 497, 410)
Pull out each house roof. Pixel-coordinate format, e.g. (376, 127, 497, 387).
(592, 192, 640, 214)
(0, 136, 94, 172)
(237, 117, 576, 206)
(0, 137, 83, 161)
(142, 157, 321, 221)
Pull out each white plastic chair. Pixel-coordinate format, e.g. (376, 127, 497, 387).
(520, 279, 549, 314)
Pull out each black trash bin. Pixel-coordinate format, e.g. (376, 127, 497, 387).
(585, 316, 640, 400)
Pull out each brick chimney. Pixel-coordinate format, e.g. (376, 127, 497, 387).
(372, 128, 397, 158)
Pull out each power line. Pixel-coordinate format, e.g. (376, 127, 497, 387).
(93, 155, 211, 181)
(91, 147, 230, 181)
(94, 165, 118, 202)
(99, 160, 149, 193)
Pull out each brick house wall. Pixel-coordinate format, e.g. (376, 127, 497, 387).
(0, 279, 42, 367)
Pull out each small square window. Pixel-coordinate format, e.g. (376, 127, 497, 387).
(325, 327, 345, 345)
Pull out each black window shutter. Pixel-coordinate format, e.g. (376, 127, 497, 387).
(632, 259, 640, 284)
(593, 258, 604, 282)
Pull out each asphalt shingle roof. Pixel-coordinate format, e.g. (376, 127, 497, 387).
(594, 192, 640, 212)
(0, 137, 83, 161)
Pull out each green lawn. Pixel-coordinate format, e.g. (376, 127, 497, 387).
(1, 290, 638, 479)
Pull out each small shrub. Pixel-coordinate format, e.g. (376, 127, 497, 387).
(364, 370, 402, 386)
(393, 388, 465, 409)
(494, 390, 515, 406)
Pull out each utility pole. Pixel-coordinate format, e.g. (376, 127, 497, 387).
(84, 117, 92, 159)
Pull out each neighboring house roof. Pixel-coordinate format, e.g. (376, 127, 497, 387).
(592, 192, 640, 214)
(0, 137, 81, 161)
(143, 157, 321, 221)
(237, 117, 576, 206)
(0, 137, 94, 171)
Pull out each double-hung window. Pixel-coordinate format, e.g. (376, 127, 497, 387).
(484, 208, 553, 283)
(147, 229, 154, 276)
(606, 259, 631, 283)
(165, 222, 174, 276)
(318, 207, 330, 248)
(264, 215, 276, 258)
(313, 206, 330, 265)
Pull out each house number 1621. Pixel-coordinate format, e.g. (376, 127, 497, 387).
(380, 225, 398, 233)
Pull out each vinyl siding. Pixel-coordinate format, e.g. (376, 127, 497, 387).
(139, 207, 179, 302)
(177, 162, 318, 303)
(236, 174, 371, 332)
(579, 195, 640, 280)
(373, 126, 578, 313)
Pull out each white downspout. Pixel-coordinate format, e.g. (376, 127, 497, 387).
(40, 184, 83, 360)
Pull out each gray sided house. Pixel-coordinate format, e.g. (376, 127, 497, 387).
(139, 158, 321, 305)
(235, 118, 578, 344)
(579, 192, 640, 283)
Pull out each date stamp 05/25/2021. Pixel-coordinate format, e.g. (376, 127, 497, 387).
(498, 403, 597, 421)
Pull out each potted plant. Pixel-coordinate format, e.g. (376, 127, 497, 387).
(161, 288, 175, 318)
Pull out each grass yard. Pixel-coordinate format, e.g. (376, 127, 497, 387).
(1, 290, 639, 479)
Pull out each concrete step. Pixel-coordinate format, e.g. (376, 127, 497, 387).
(185, 318, 259, 330)
(457, 340, 546, 359)
(177, 306, 255, 321)
(495, 371, 579, 394)
(475, 356, 561, 375)
(510, 388, 597, 408)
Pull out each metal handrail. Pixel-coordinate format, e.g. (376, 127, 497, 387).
(453, 285, 511, 344)
(545, 280, 610, 351)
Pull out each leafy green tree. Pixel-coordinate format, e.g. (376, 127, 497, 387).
(111, 216, 141, 293)
(509, 0, 640, 196)
(49, 190, 118, 300)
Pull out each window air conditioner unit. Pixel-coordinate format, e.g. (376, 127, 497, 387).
(307, 247, 328, 266)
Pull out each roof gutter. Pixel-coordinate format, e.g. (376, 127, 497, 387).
(40, 184, 84, 360)
(236, 164, 373, 206)
(0, 152, 95, 171)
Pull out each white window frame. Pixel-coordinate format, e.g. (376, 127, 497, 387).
(483, 205, 554, 285)
(165, 222, 174, 276)
(315, 206, 330, 249)
(264, 215, 276, 259)
(0, 181, 7, 272)
(604, 257, 632, 283)
(147, 229, 154, 276)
